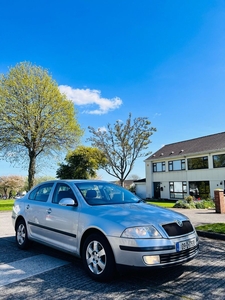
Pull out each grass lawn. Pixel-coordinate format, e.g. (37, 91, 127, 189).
(147, 200, 176, 208)
(196, 223, 225, 234)
(0, 199, 14, 211)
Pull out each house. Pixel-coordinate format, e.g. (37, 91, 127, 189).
(136, 132, 225, 200)
(133, 178, 146, 198)
(111, 180, 135, 190)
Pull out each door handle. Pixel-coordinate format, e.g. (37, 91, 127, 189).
(26, 204, 30, 209)
(47, 208, 52, 214)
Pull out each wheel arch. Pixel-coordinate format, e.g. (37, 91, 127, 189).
(79, 228, 115, 260)
(15, 216, 26, 231)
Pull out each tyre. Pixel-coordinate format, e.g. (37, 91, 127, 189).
(16, 219, 31, 250)
(82, 233, 116, 282)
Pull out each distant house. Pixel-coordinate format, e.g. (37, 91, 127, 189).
(136, 132, 225, 200)
(112, 180, 135, 190)
(133, 178, 146, 199)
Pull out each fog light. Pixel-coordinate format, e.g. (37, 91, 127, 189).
(143, 255, 160, 265)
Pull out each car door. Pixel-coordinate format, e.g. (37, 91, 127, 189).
(25, 182, 54, 241)
(43, 182, 80, 254)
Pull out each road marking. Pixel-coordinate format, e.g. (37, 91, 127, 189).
(0, 254, 70, 287)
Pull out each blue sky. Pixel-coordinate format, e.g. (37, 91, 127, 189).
(0, 0, 225, 180)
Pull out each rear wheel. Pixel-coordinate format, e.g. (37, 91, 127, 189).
(16, 220, 31, 250)
(82, 233, 116, 282)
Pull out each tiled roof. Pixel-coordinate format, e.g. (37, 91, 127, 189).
(146, 132, 225, 161)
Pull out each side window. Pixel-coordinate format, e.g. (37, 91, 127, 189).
(29, 187, 39, 200)
(52, 183, 76, 204)
(28, 183, 54, 202)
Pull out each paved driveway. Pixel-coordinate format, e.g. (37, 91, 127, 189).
(1, 211, 225, 299)
(171, 208, 225, 226)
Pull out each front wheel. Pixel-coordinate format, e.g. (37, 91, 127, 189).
(16, 220, 31, 250)
(82, 233, 116, 282)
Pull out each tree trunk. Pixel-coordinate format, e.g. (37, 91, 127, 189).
(28, 153, 36, 191)
(120, 179, 125, 187)
(3, 187, 8, 198)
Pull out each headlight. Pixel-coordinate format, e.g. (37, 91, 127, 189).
(121, 226, 162, 239)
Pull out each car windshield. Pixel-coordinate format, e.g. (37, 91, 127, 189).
(75, 182, 141, 205)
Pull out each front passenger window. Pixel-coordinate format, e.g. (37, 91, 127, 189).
(52, 183, 76, 204)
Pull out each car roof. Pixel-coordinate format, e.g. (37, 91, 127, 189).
(36, 179, 110, 185)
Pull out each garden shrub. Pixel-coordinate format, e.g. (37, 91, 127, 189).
(173, 197, 215, 209)
(195, 199, 215, 209)
(173, 199, 195, 209)
(185, 195, 194, 203)
(173, 200, 185, 208)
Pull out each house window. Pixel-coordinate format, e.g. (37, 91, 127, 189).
(189, 181, 210, 199)
(213, 154, 225, 168)
(168, 159, 185, 171)
(153, 162, 165, 172)
(169, 181, 187, 199)
(187, 156, 208, 170)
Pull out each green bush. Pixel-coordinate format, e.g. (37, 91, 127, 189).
(195, 199, 215, 209)
(173, 199, 195, 209)
(173, 200, 184, 208)
(173, 198, 215, 209)
(185, 195, 194, 203)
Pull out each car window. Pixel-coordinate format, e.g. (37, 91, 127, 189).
(28, 183, 54, 202)
(75, 182, 139, 205)
(76, 184, 106, 205)
(52, 183, 76, 204)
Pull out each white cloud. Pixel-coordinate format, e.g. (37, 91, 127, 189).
(59, 85, 122, 115)
(97, 126, 107, 132)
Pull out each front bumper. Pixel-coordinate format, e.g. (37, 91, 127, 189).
(108, 232, 199, 268)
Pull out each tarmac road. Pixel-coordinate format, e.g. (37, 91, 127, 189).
(1, 210, 225, 300)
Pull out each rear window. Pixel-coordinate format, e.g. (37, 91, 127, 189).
(29, 183, 54, 202)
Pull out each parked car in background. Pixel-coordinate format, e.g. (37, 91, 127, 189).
(12, 180, 199, 281)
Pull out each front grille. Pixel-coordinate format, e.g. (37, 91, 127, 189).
(160, 244, 199, 264)
(162, 221, 194, 237)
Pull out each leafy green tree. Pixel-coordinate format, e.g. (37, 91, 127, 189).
(0, 62, 83, 190)
(88, 113, 156, 186)
(56, 146, 108, 179)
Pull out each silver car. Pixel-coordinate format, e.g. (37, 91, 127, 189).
(12, 180, 199, 281)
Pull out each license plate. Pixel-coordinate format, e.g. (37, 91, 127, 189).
(176, 238, 196, 252)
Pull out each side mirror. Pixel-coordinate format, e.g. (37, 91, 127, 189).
(59, 198, 78, 207)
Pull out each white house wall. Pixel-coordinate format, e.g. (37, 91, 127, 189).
(145, 162, 152, 198)
(135, 183, 146, 199)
